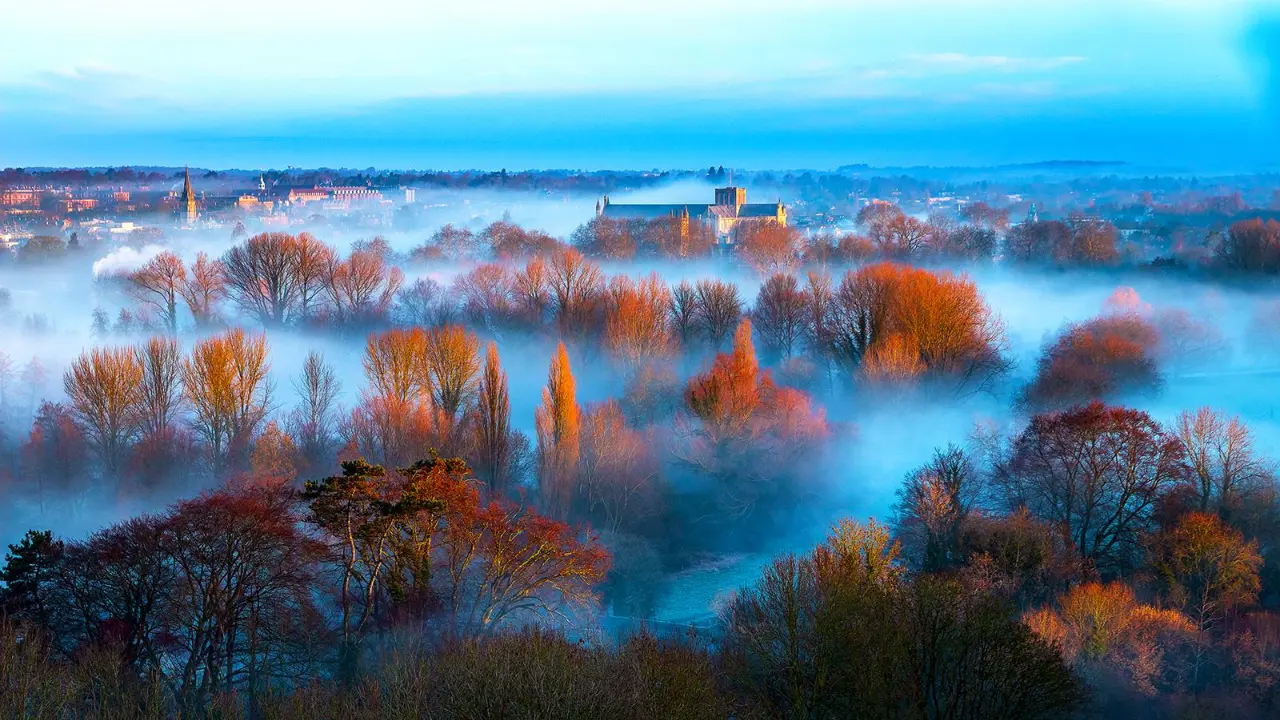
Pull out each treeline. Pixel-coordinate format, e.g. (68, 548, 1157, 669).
(11, 398, 1280, 717)
(100, 230, 1011, 393)
(1, 516, 1085, 720)
(0, 167, 170, 187)
(412, 207, 1280, 275)
(888, 399, 1280, 717)
(1, 453, 610, 716)
(0, 167, 680, 194)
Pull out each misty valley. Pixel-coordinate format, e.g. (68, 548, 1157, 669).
(5, 166, 1280, 718)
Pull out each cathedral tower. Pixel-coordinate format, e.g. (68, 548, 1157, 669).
(181, 166, 197, 225)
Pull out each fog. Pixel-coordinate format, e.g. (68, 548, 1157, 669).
(5, 185, 1280, 624)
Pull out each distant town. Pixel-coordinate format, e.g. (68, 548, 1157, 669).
(5, 163, 1280, 266)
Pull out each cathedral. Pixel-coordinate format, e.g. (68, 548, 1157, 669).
(597, 186, 787, 242)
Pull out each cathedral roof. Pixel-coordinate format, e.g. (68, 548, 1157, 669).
(737, 203, 785, 218)
(601, 203, 711, 220)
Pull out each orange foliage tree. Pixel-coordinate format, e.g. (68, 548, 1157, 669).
(1149, 512, 1262, 631)
(180, 329, 271, 474)
(603, 273, 674, 369)
(535, 343, 581, 521)
(351, 330, 435, 467)
(421, 324, 481, 425)
(1026, 581, 1198, 698)
(62, 346, 144, 478)
(246, 420, 300, 487)
(734, 221, 802, 275)
(305, 454, 609, 640)
(832, 263, 1008, 393)
(680, 319, 829, 520)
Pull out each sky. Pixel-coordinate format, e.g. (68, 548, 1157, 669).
(4, 0, 1280, 170)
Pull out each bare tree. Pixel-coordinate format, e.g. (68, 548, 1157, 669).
(0, 350, 14, 411)
(693, 279, 743, 349)
(891, 445, 980, 571)
(431, 223, 479, 260)
(471, 343, 526, 497)
(513, 255, 552, 327)
(572, 217, 637, 260)
(127, 252, 186, 333)
(1216, 218, 1280, 273)
(858, 203, 928, 257)
(133, 336, 184, 438)
(579, 400, 659, 534)
(1175, 407, 1275, 517)
(222, 233, 301, 326)
(289, 351, 342, 471)
(294, 232, 336, 322)
(455, 263, 514, 330)
(669, 280, 699, 348)
(752, 273, 809, 360)
(179, 252, 227, 329)
(63, 346, 144, 477)
(394, 277, 457, 328)
(547, 248, 604, 336)
(804, 271, 837, 384)
(995, 402, 1184, 573)
(422, 325, 481, 424)
(182, 329, 272, 473)
(326, 247, 404, 327)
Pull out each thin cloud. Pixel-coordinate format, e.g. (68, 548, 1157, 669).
(906, 53, 1087, 73)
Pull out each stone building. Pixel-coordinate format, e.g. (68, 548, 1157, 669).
(598, 186, 786, 243)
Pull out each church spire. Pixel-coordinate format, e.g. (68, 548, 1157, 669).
(182, 166, 197, 225)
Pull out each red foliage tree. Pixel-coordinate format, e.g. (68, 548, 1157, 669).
(1020, 314, 1162, 412)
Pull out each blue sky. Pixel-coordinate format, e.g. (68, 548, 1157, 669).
(3, 0, 1280, 170)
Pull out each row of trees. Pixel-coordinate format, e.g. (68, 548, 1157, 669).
(118, 229, 1017, 399)
(119, 232, 402, 333)
(441, 257, 1012, 395)
(111, 232, 1235, 413)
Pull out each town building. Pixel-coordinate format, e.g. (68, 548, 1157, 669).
(0, 189, 41, 208)
(286, 187, 330, 205)
(598, 186, 787, 242)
